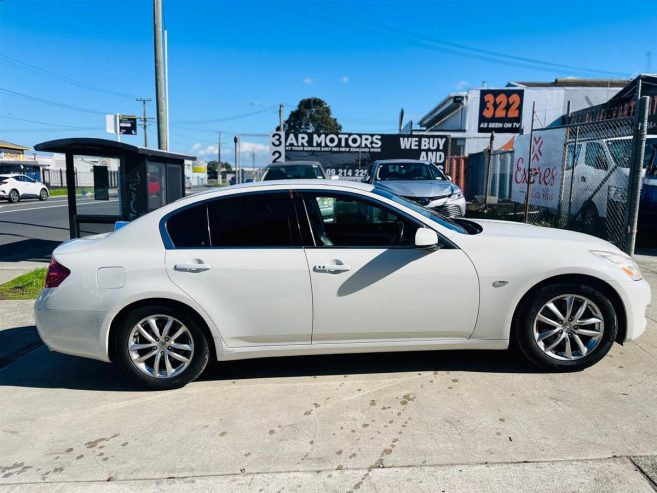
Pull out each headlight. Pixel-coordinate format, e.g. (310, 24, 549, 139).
(591, 250, 643, 280)
(450, 191, 464, 200)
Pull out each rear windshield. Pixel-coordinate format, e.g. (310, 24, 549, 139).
(375, 162, 446, 181)
(263, 165, 323, 180)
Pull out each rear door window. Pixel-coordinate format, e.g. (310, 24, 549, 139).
(207, 192, 299, 247)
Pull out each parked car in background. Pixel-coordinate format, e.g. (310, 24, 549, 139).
(363, 159, 466, 217)
(0, 174, 49, 203)
(261, 161, 326, 180)
(35, 180, 649, 389)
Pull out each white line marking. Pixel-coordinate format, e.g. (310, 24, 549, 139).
(0, 200, 119, 214)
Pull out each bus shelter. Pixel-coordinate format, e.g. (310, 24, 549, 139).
(34, 138, 194, 238)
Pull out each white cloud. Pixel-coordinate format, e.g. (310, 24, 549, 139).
(340, 75, 349, 84)
(191, 143, 219, 157)
(303, 77, 314, 85)
(190, 141, 269, 159)
(239, 141, 269, 155)
(456, 80, 469, 90)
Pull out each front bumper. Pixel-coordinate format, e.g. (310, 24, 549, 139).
(404, 196, 466, 217)
(611, 278, 651, 342)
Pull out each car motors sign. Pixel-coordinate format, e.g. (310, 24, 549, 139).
(271, 132, 451, 179)
(511, 128, 566, 209)
(478, 89, 524, 133)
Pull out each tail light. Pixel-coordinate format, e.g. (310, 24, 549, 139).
(45, 259, 71, 288)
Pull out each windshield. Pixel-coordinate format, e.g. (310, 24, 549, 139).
(373, 188, 468, 234)
(263, 164, 323, 180)
(607, 138, 657, 168)
(375, 162, 445, 181)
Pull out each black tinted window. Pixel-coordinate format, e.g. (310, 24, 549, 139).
(208, 193, 297, 247)
(304, 193, 418, 247)
(166, 204, 210, 247)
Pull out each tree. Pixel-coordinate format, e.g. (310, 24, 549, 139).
(283, 97, 342, 133)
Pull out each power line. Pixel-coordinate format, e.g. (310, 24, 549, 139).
(0, 87, 107, 115)
(0, 114, 99, 129)
(0, 53, 138, 99)
(274, 0, 630, 78)
(174, 105, 278, 124)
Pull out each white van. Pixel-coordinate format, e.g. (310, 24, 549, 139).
(562, 136, 657, 230)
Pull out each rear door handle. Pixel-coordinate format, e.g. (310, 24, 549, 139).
(174, 261, 211, 272)
(314, 262, 351, 273)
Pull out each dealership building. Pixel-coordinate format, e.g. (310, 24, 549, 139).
(417, 79, 629, 156)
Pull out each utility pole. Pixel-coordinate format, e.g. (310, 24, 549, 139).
(164, 28, 170, 149)
(217, 131, 222, 163)
(278, 103, 284, 131)
(136, 98, 151, 147)
(234, 135, 239, 184)
(153, 0, 168, 150)
(252, 148, 255, 181)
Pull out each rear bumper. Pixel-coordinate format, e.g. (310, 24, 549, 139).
(34, 292, 112, 362)
(611, 278, 651, 342)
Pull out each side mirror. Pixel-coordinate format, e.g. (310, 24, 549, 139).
(415, 228, 439, 248)
(446, 175, 452, 181)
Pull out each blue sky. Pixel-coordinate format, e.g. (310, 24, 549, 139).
(1, 0, 656, 165)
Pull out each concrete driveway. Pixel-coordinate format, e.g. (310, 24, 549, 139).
(1, 258, 657, 492)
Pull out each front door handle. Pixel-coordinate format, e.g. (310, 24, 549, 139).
(174, 261, 211, 272)
(314, 262, 352, 273)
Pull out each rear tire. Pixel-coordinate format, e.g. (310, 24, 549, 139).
(8, 189, 19, 203)
(514, 283, 617, 371)
(114, 305, 210, 390)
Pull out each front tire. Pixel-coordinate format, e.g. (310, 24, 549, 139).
(115, 305, 210, 390)
(39, 188, 49, 201)
(514, 283, 617, 371)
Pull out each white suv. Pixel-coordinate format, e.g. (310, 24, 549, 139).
(0, 174, 49, 203)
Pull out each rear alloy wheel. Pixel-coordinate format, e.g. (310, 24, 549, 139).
(39, 188, 49, 201)
(8, 189, 19, 203)
(514, 283, 617, 371)
(115, 306, 210, 389)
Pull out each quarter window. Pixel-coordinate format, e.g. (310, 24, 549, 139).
(166, 203, 210, 248)
(303, 193, 419, 247)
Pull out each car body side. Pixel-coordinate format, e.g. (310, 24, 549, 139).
(34, 181, 650, 364)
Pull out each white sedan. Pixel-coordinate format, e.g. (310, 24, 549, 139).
(35, 180, 650, 389)
(0, 174, 49, 203)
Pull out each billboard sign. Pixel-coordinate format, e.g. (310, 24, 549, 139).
(478, 89, 524, 133)
(105, 114, 138, 136)
(277, 132, 451, 179)
(118, 115, 137, 135)
(511, 128, 566, 209)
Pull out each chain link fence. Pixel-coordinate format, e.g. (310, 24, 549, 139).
(469, 103, 650, 252)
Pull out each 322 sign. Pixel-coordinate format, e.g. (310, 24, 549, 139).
(269, 131, 285, 163)
(478, 89, 524, 133)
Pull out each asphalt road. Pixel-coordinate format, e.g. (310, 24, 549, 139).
(0, 197, 118, 262)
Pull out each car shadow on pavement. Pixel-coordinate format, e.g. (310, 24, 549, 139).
(0, 328, 541, 392)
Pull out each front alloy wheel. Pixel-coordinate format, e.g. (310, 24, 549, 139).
(116, 306, 209, 389)
(533, 294, 604, 361)
(39, 188, 49, 201)
(515, 283, 617, 371)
